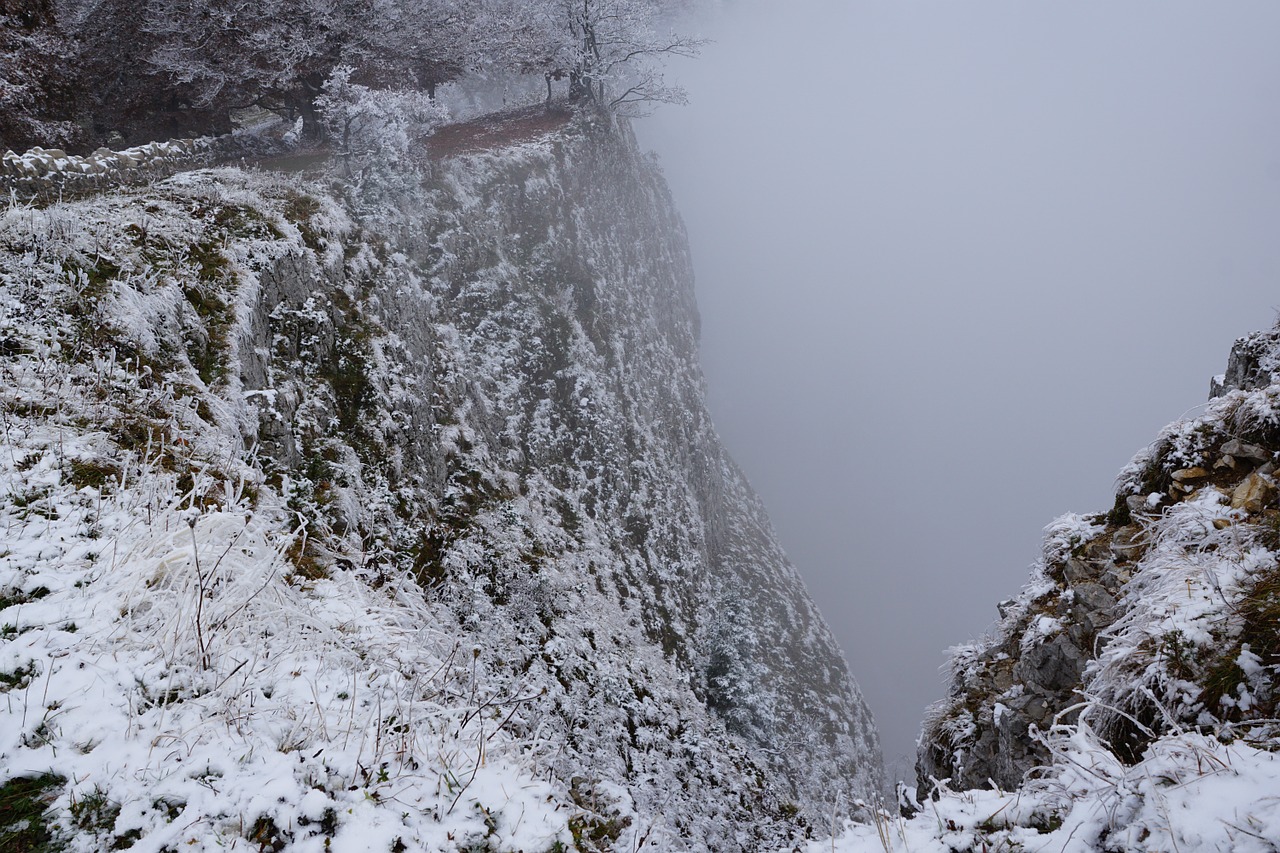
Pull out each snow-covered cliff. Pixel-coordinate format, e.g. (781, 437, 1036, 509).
(0, 115, 882, 851)
(870, 328, 1280, 852)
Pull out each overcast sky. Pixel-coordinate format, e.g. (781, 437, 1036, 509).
(637, 0, 1280, 778)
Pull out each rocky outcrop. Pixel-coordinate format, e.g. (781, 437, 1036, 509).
(919, 327, 1280, 795)
(916, 513, 1127, 791)
(326, 117, 886, 829)
(1210, 326, 1280, 397)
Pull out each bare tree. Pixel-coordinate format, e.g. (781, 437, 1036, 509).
(557, 0, 704, 113)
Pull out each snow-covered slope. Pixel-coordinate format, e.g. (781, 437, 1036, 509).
(0, 116, 882, 851)
(800, 329, 1280, 852)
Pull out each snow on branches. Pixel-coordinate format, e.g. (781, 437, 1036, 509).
(316, 66, 446, 182)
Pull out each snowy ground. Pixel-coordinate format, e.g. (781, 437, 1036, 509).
(0, 176, 574, 851)
(796, 729, 1280, 852)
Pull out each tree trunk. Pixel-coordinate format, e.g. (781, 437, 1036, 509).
(296, 72, 326, 141)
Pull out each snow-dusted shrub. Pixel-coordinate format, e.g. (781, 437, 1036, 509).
(316, 66, 446, 192)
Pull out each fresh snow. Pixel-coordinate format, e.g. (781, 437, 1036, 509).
(800, 731, 1280, 852)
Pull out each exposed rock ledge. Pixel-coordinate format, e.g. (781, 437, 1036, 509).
(919, 326, 1280, 795)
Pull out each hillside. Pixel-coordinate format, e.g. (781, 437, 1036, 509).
(0, 114, 883, 851)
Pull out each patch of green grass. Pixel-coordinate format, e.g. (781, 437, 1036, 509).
(1256, 510, 1280, 551)
(1028, 811, 1065, 834)
(106, 414, 162, 457)
(281, 191, 324, 253)
(1199, 565, 1280, 720)
(10, 486, 52, 510)
(410, 528, 449, 588)
(58, 257, 124, 360)
(0, 586, 50, 612)
(0, 661, 39, 693)
(63, 257, 120, 302)
(0, 773, 65, 853)
(151, 797, 183, 823)
(182, 280, 235, 385)
(567, 813, 630, 852)
(566, 779, 632, 852)
(66, 459, 121, 491)
(212, 203, 283, 241)
(327, 342, 370, 434)
(4, 401, 57, 420)
(284, 539, 330, 584)
(248, 815, 288, 852)
(121, 223, 149, 247)
(180, 218, 246, 389)
(185, 240, 231, 285)
(69, 787, 120, 840)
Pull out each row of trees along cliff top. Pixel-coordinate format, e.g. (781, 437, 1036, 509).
(0, 0, 703, 153)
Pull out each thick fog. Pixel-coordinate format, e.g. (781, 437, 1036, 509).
(637, 0, 1280, 778)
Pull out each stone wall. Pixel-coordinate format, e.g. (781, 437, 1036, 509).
(1, 137, 216, 192)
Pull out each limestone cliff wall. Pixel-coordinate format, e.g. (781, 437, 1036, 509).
(0, 115, 881, 851)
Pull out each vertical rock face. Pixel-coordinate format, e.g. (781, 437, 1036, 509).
(363, 119, 885, 834)
(0, 117, 881, 850)
(404, 122, 886, 821)
(918, 327, 1280, 796)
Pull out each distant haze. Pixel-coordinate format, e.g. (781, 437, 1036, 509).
(637, 0, 1280, 778)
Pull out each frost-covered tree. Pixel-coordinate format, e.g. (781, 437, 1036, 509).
(52, 0, 231, 146)
(703, 590, 777, 742)
(462, 0, 701, 111)
(141, 0, 489, 134)
(3, 0, 703, 152)
(316, 65, 445, 184)
(351, 0, 470, 97)
(143, 0, 357, 133)
(546, 0, 703, 112)
(467, 0, 570, 96)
